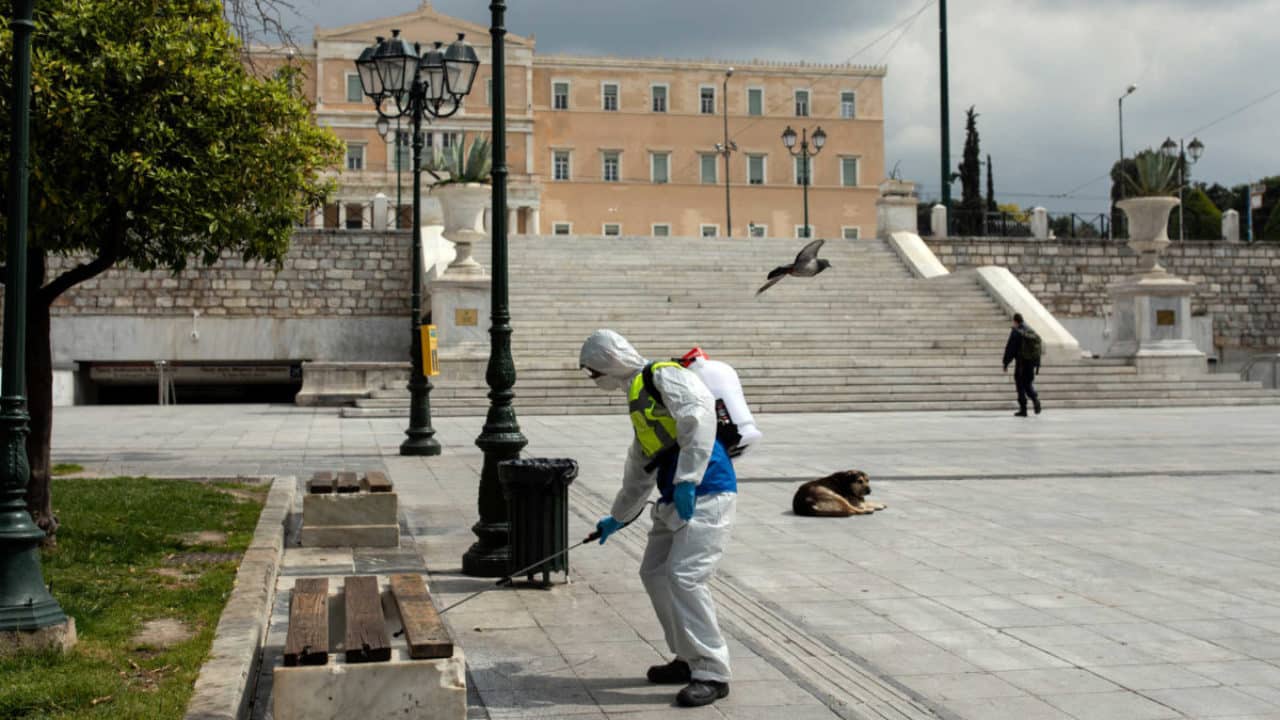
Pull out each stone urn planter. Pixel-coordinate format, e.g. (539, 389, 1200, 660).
(432, 182, 489, 277)
(1117, 196, 1179, 275)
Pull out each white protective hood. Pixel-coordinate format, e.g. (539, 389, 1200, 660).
(579, 329, 647, 391)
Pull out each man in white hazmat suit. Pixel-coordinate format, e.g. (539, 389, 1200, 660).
(579, 329, 738, 708)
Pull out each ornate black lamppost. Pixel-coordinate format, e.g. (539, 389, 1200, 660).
(375, 116, 407, 228)
(714, 67, 736, 237)
(1, 0, 70, 635)
(781, 125, 826, 239)
(1160, 135, 1205, 243)
(464, 0, 528, 577)
(355, 29, 479, 456)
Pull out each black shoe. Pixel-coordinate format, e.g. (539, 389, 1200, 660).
(1033, 399, 1042, 415)
(1014, 410, 1028, 417)
(646, 658, 691, 684)
(677, 680, 730, 707)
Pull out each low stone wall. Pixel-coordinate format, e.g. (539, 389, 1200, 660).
(50, 229, 411, 318)
(23, 229, 415, 367)
(924, 238, 1280, 352)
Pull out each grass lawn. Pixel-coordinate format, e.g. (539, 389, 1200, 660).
(0, 476, 268, 720)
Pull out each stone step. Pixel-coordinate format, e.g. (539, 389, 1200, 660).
(342, 394, 1280, 418)
(367, 376, 1259, 399)
(408, 233, 1278, 413)
(358, 384, 1278, 407)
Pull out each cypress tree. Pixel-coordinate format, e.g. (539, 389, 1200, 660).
(957, 106, 983, 233)
(986, 154, 997, 212)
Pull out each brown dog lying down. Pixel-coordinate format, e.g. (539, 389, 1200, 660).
(792, 470, 887, 517)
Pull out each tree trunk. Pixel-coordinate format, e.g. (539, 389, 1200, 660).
(23, 248, 56, 537)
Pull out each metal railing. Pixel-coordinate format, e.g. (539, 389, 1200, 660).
(155, 361, 177, 406)
(1047, 212, 1111, 240)
(947, 209, 1031, 238)
(1239, 352, 1280, 390)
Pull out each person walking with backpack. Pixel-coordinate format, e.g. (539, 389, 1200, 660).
(579, 329, 738, 708)
(1003, 313, 1043, 417)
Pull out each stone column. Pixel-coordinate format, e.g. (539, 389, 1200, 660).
(1222, 209, 1240, 243)
(529, 207, 541, 236)
(507, 207, 519, 236)
(930, 205, 947, 238)
(312, 208, 325, 229)
(337, 203, 347, 229)
(1030, 207, 1049, 240)
(372, 193, 389, 232)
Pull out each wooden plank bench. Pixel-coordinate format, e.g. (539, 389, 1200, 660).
(279, 574, 454, 665)
(362, 471, 393, 493)
(274, 574, 464, 719)
(306, 471, 335, 495)
(307, 470, 394, 494)
(283, 578, 329, 667)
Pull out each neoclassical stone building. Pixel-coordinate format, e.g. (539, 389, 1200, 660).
(254, 2, 887, 240)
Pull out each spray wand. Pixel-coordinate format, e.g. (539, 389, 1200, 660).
(436, 501, 654, 615)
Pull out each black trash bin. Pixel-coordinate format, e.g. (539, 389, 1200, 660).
(498, 457, 579, 585)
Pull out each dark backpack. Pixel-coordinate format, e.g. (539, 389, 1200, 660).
(1018, 327, 1043, 362)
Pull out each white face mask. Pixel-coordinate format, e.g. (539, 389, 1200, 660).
(593, 374, 626, 392)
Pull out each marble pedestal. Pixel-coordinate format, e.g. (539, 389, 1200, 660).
(272, 581, 465, 720)
(428, 272, 491, 355)
(301, 494, 400, 548)
(1105, 272, 1207, 375)
(876, 180, 918, 237)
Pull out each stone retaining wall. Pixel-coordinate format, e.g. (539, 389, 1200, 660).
(48, 229, 411, 318)
(924, 238, 1280, 351)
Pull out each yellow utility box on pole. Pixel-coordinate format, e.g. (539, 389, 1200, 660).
(420, 324, 440, 377)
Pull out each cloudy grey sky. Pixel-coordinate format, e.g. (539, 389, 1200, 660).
(283, 0, 1280, 215)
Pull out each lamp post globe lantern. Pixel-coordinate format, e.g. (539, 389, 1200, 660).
(1188, 137, 1204, 163)
(812, 126, 827, 150)
(356, 40, 384, 104)
(353, 28, 478, 457)
(444, 32, 481, 97)
(1160, 137, 1178, 158)
(420, 42, 448, 107)
(781, 125, 797, 150)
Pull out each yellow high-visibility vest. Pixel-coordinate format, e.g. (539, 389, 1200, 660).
(628, 361, 681, 458)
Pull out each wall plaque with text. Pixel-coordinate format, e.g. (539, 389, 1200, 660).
(1155, 310, 1176, 326)
(455, 308, 478, 327)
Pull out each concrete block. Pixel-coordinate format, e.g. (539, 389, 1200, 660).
(303, 493, 398, 528)
(296, 362, 410, 407)
(887, 232, 950, 279)
(973, 266, 1083, 364)
(300, 525, 400, 548)
(0, 618, 77, 658)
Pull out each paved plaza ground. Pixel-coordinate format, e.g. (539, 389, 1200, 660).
(53, 403, 1280, 719)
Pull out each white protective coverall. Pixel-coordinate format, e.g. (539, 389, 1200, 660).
(579, 329, 737, 683)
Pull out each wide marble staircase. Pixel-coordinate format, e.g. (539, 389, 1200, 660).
(345, 235, 1280, 417)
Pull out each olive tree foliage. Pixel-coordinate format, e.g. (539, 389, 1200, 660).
(0, 0, 343, 535)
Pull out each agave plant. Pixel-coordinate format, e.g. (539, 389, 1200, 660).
(427, 133, 492, 186)
(1124, 149, 1181, 197)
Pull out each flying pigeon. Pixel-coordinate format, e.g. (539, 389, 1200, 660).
(756, 238, 832, 296)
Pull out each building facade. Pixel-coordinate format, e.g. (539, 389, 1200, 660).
(267, 2, 886, 239)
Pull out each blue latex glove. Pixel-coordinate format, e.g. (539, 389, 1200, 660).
(596, 516, 624, 544)
(673, 482, 697, 521)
